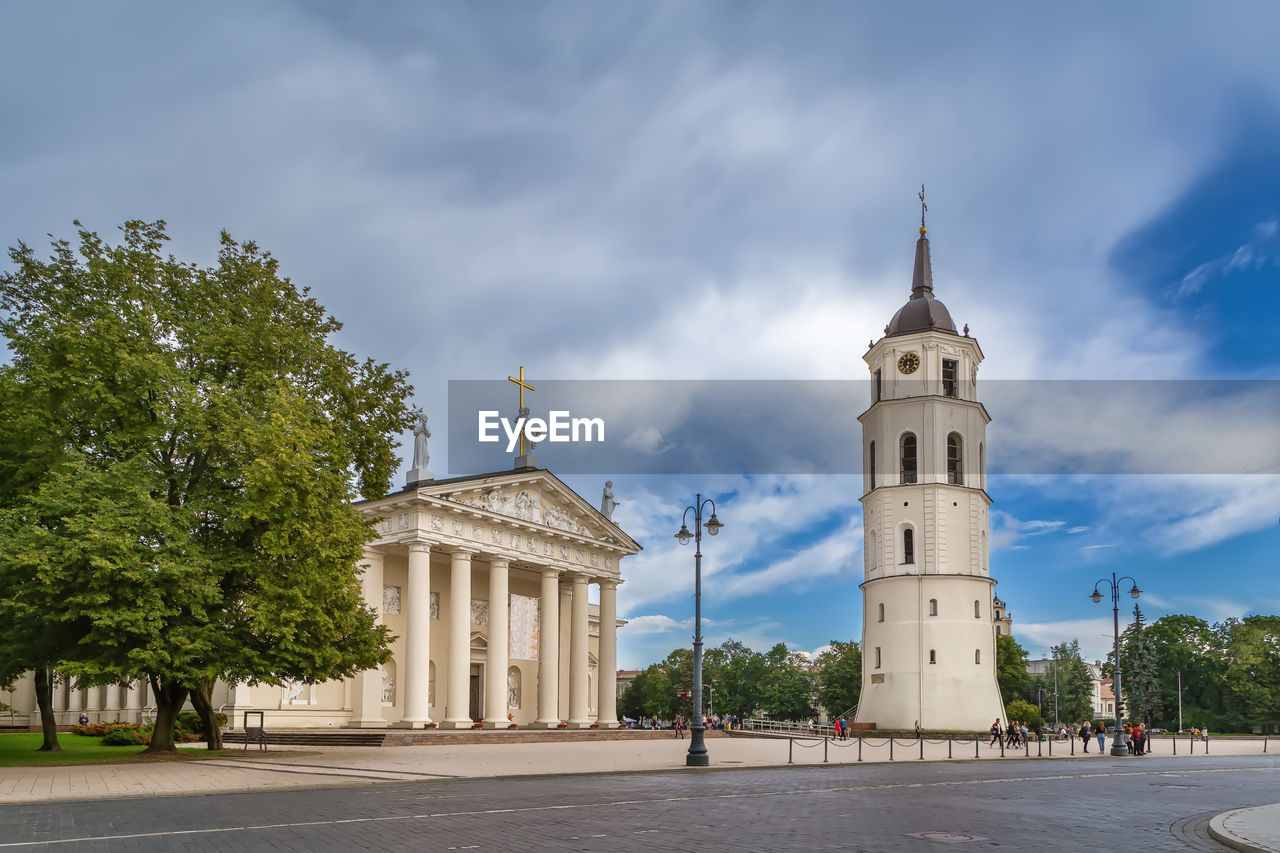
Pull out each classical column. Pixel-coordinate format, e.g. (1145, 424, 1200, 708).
(104, 682, 122, 721)
(597, 579, 620, 728)
(66, 681, 83, 723)
(395, 542, 432, 727)
(566, 573, 592, 727)
(442, 549, 474, 728)
(52, 675, 67, 717)
(558, 582, 571, 720)
(350, 550, 389, 728)
(483, 558, 510, 727)
(533, 568, 562, 728)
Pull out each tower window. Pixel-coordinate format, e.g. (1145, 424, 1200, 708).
(875, 647, 882, 669)
(928, 598, 938, 616)
(974, 600, 980, 618)
(869, 441, 876, 490)
(995, 610, 1001, 620)
(902, 528, 915, 564)
(900, 433, 917, 484)
(942, 359, 958, 398)
(975, 649, 981, 664)
(947, 433, 964, 485)
(874, 368, 882, 402)
(929, 649, 937, 664)
(996, 625, 1002, 636)
(878, 603, 885, 622)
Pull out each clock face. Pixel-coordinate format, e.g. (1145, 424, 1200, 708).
(897, 352, 920, 374)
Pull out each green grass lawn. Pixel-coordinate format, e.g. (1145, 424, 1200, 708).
(0, 733, 231, 767)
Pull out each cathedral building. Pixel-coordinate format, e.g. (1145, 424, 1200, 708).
(854, 203, 1006, 732)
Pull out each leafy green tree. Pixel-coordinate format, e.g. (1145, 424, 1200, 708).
(1217, 616, 1280, 731)
(619, 664, 673, 722)
(1144, 614, 1222, 729)
(704, 639, 768, 719)
(759, 644, 817, 722)
(814, 640, 861, 717)
(0, 221, 414, 752)
(1005, 698, 1043, 731)
(995, 633, 1031, 706)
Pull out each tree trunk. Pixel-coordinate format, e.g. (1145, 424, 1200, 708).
(188, 678, 223, 750)
(33, 668, 60, 752)
(144, 677, 189, 754)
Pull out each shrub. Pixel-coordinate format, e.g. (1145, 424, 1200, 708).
(102, 727, 143, 746)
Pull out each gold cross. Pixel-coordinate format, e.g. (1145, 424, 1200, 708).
(918, 183, 928, 235)
(507, 366, 535, 457)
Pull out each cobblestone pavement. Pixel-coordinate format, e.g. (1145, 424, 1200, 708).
(1, 754, 1275, 851)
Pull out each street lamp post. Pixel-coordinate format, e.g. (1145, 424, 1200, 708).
(1091, 572, 1141, 757)
(675, 493, 723, 767)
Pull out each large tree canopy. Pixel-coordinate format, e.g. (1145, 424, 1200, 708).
(0, 221, 415, 751)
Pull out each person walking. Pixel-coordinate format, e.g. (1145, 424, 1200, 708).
(1096, 721, 1107, 753)
(1080, 720, 1091, 753)
(915, 720, 922, 740)
(989, 719, 1002, 748)
(675, 715, 685, 740)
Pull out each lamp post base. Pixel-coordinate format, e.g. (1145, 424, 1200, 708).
(1110, 741, 1129, 756)
(686, 724, 709, 766)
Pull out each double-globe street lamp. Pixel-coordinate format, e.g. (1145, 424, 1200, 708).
(1091, 572, 1141, 757)
(675, 493, 723, 767)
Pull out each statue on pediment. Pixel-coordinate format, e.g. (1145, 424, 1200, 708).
(412, 414, 431, 470)
(600, 481, 619, 521)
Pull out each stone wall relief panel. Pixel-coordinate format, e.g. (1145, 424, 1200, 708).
(382, 585, 402, 615)
(430, 591, 440, 620)
(471, 598, 489, 626)
(507, 666, 521, 710)
(508, 594, 540, 661)
(458, 489, 595, 540)
(431, 514, 444, 532)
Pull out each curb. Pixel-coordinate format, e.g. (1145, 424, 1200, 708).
(1209, 806, 1280, 853)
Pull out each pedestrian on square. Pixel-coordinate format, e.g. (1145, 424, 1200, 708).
(1096, 721, 1107, 753)
(1080, 720, 1091, 753)
(915, 720, 922, 740)
(675, 715, 684, 740)
(989, 719, 1002, 747)
(1021, 721, 1029, 745)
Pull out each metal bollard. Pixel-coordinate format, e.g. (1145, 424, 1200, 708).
(1173, 734, 1176, 755)
(1205, 735, 1209, 755)
(1190, 735, 1194, 755)
(1037, 737, 1042, 757)
(1049, 736, 1052, 757)
(975, 737, 980, 759)
(789, 737, 794, 764)
(1070, 735, 1074, 756)
(890, 737, 894, 761)
(920, 738, 925, 760)
(1025, 737, 1030, 757)
(858, 735, 863, 762)
(824, 737, 829, 763)
(1000, 736, 1004, 757)
(947, 735, 952, 759)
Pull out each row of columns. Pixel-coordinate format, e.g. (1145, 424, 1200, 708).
(48, 678, 150, 722)
(359, 542, 619, 729)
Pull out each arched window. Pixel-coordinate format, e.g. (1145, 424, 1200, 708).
(947, 432, 964, 484)
(878, 603, 885, 622)
(929, 649, 937, 664)
(900, 433, 917, 484)
(995, 610, 1001, 620)
(974, 600, 981, 618)
(975, 649, 981, 664)
(868, 441, 876, 490)
(928, 598, 938, 616)
(996, 625, 1002, 636)
(875, 647, 882, 668)
(902, 528, 915, 564)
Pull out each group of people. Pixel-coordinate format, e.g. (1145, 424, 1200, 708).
(988, 719, 1031, 748)
(832, 716, 852, 739)
(668, 713, 742, 738)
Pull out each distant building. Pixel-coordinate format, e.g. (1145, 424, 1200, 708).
(992, 595, 1013, 638)
(1026, 657, 1111, 718)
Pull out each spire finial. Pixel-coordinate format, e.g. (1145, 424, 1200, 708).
(918, 183, 927, 235)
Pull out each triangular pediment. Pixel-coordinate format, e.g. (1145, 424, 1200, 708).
(361, 468, 640, 554)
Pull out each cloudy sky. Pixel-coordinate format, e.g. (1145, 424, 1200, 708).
(3, 2, 1278, 669)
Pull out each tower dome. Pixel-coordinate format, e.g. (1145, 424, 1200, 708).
(885, 229, 957, 337)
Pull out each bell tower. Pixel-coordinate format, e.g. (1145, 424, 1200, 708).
(854, 190, 1006, 732)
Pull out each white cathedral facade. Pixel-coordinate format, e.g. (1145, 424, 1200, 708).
(854, 215, 1007, 732)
